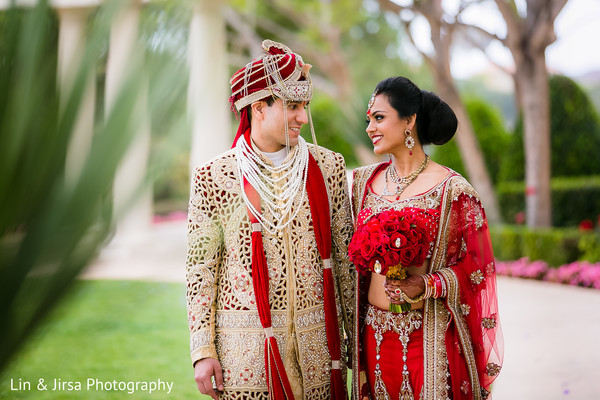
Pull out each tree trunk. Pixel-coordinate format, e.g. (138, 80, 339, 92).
(493, 0, 566, 227)
(515, 57, 552, 227)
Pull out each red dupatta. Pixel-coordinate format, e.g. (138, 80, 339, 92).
(441, 191, 503, 399)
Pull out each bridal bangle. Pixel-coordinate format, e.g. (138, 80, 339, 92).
(390, 272, 447, 314)
(422, 272, 447, 299)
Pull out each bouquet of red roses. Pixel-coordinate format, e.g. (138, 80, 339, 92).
(348, 207, 432, 279)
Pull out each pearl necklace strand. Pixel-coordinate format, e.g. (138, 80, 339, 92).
(236, 136, 310, 234)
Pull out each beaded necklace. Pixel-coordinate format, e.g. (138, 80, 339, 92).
(382, 155, 429, 199)
(236, 136, 310, 234)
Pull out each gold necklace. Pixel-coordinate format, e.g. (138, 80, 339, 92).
(382, 155, 429, 199)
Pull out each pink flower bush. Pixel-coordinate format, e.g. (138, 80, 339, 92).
(153, 210, 187, 223)
(496, 258, 600, 290)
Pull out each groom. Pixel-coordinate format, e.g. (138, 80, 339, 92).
(185, 40, 354, 399)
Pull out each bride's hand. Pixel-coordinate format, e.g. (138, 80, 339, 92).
(383, 278, 405, 304)
(384, 274, 425, 303)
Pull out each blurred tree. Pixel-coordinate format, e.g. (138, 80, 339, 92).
(549, 75, 600, 177)
(458, 77, 517, 130)
(431, 96, 510, 184)
(499, 75, 600, 181)
(464, 0, 569, 227)
(375, 0, 501, 222)
(498, 118, 524, 182)
(301, 94, 359, 167)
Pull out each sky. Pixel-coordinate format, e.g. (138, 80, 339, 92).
(546, 0, 600, 77)
(442, 0, 600, 79)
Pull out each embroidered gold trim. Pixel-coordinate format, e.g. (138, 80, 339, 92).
(485, 261, 496, 276)
(486, 362, 501, 376)
(481, 316, 497, 329)
(461, 304, 471, 315)
(425, 174, 485, 400)
(481, 387, 491, 399)
(461, 380, 470, 394)
(470, 269, 485, 285)
(422, 174, 455, 400)
(439, 267, 482, 400)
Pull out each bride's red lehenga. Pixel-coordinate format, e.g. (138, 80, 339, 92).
(350, 163, 504, 400)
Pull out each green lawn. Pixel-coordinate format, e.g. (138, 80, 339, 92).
(0, 280, 355, 399)
(0, 280, 209, 399)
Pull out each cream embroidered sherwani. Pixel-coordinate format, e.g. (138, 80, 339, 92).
(186, 144, 355, 399)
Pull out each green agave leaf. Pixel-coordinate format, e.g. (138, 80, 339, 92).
(0, 0, 188, 373)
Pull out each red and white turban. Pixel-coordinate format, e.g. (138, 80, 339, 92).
(229, 40, 312, 113)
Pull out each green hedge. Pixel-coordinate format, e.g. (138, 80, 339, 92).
(496, 175, 600, 227)
(489, 225, 600, 267)
(578, 233, 600, 263)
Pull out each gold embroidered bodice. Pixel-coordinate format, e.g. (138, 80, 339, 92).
(186, 144, 355, 398)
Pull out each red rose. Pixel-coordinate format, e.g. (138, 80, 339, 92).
(365, 218, 381, 233)
(349, 230, 369, 264)
(399, 247, 417, 266)
(370, 231, 388, 248)
(383, 219, 401, 234)
(359, 239, 376, 260)
(354, 259, 368, 273)
(398, 219, 410, 232)
(349, 244, 365, 263)
(356, 256, 367, 268)
(404, 228, 420, 244)
(414, 243, 429, 264)
(384, 251, 400, 267)
(381, 210, 398, 220)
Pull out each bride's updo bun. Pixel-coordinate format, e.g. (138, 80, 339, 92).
(373, 77, 457, 146)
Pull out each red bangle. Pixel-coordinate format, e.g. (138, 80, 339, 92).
(430, 273, 444, 298)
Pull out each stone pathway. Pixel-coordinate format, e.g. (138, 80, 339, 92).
(493, 276, 600, 399)
(82, 220, 187, 283)
(82, 220, 600, 399)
